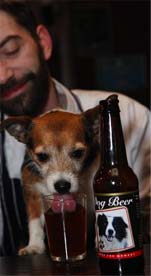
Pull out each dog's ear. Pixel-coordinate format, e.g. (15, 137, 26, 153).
(1, 116, 33, 144)
(118, 217, 128, 228)
(84, 105, 100, 121)
(82, 105, 100, 141)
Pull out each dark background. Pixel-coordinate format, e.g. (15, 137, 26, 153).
(33, 0, 150, 108)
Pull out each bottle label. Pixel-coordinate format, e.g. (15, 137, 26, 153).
(95, 191, 143, 259)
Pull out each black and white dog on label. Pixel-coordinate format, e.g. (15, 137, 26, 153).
(97, 213, 131, 251)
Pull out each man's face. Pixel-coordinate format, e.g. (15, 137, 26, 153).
(0, 11, 50, 116)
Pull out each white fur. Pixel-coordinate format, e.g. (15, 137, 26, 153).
(19, 217, 45, 255)
(105, 216, 116, 238)
(100, 235, 128, 252)
(35, 181, 50, 196)
(46, 172, 78, 193)
(34, 172, 79, 195)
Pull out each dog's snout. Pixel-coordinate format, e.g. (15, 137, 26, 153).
(108, 229, 114, 236)
(54, 180, 71, 194)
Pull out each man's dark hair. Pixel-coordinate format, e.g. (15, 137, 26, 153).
(0, 1, 40, 39)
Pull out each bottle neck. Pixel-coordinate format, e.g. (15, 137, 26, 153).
(101, 111, 128, 167)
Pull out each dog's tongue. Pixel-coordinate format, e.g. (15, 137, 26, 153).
(51, 194, 76, 213)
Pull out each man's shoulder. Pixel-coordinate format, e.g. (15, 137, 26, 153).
(72, 89, 110, 110)
(72, 89, 149, 115)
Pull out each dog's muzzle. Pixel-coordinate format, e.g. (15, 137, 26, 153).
(106, 229, 115, 242)
(54, 180, 71, 194)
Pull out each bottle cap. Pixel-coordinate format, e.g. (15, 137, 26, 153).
(99, 94, 120, 113)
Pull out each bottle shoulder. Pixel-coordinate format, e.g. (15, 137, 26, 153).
(94, 166, 139, 193)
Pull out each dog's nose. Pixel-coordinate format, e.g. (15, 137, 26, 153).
(108, 229, 114, 236)
(54, 180, 71, 194)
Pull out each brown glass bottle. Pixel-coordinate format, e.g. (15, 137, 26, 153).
(94, 95, 144, 275)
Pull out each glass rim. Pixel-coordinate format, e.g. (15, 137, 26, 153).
(42, 192, 87, 200)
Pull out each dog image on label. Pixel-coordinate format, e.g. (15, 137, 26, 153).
(97, 207, 134, 252)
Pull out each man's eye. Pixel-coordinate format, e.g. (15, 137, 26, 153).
(71, 149, 85, 159)
(36, 153, 49, 162)
(5, 48, 19, 56)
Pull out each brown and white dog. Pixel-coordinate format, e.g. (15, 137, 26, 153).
(1, 107, 100, 255)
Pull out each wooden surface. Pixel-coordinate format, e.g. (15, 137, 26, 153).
(0, 244, 150, 275)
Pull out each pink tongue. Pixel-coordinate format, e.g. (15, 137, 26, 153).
(51, 194, 76, 213)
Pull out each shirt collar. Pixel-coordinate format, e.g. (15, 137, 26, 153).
(53, 78, 81, 113)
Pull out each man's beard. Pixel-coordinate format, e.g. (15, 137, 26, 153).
(0, 51, 50, 117)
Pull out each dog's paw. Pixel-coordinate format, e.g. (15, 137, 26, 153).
(18, 245, 45, 256)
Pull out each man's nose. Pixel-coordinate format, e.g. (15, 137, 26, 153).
(0, 60, 14, 84)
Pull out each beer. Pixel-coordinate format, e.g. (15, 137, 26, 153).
(44, 198, 87, 261)
(94, 95, 144, 275)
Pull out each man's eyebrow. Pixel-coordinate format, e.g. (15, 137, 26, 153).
(0, 35, 21, 48)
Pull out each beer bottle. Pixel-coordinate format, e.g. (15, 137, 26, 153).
(94, 95, 144, 275)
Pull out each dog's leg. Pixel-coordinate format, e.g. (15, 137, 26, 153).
(19, 216, 45, 255)
(18, 192, 45, 255)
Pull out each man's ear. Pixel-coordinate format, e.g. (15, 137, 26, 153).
(1, 116, 33, 144)
(36, 24, 53, 60)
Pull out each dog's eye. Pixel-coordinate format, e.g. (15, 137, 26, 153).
(71, 149, 85, 159)
(36, 152, 49, 162)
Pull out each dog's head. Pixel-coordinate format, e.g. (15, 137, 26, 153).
(97, 214, 128, 242)
(1, 107, 100, 195)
